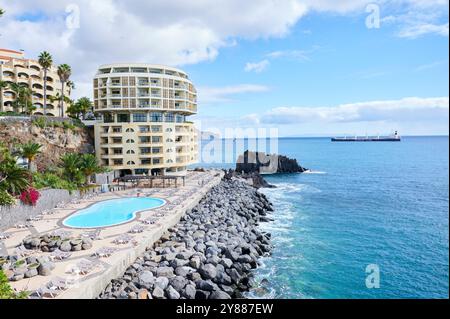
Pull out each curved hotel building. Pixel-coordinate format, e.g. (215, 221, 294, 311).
(93, 64, 198, 177)
(0, 48, 70, 116)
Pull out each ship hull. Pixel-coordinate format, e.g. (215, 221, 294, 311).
(331, 138, 401, 142)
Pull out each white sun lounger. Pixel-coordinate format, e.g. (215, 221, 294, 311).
(49, 249, 72, 261)
(112, 234, 133, 245)
(93, 247, 117, 258)
(128, 225, 146, 234)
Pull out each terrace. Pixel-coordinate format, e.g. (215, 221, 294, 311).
(0, 170, 222, 299)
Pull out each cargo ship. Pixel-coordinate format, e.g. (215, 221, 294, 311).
(331, 131, 401, 142)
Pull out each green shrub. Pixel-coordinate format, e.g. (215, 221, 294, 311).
(62, 121, 76, 130)
(31, 117, 47, 128)
(32, 172, 78, 191)
(0, 270, 28, 299)
(0, 189, 15, 206)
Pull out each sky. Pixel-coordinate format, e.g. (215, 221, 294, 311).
(0, 0, 448, 136)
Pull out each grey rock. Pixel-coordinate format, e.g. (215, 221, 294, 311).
(154, 276, 169, 290)
(156, 266, 174, 278)
(209, 291, 231, 299)
(189, 256, 201, 269)
(137, 270, 154, 289)
(25, 268, 38, 278)
(152, 286, 165, 299)
(199, 263, 217, 280)
(183, 284, 196, 299)
(166, 285, 180, 299)
(59, 241, 72, 252)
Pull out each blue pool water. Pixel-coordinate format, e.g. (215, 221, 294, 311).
(63, 197, 165, 228)
(198, 136, 449, 298)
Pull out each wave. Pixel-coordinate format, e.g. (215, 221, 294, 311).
(262, 182, 322, 195)
(303, 169, 327, 175)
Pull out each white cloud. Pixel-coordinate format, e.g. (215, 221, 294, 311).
(397, 22, 449, 38)
(198, 84, 270, 104)
(266, 50, 310, 61)
(0, 0, 447, 99)
(414, 60, 448, 72)
(244, 60, 270, 73)
(246, 97, 449, 124)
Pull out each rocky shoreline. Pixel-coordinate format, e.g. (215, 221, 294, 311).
(99, 178, 274, 299)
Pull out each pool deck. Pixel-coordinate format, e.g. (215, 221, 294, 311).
(1, 170, 223, 299)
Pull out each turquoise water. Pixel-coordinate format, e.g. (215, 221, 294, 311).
(198, 136, 449, 298)
(63, 197, 165, 228)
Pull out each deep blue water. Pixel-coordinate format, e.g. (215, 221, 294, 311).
(197, 136, 449, 299)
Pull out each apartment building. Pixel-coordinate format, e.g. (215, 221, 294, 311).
(93, 63, 199, 176)
(0, 48, 70, 116)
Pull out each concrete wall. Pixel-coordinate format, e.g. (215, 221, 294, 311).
(0, 187, 101, 231)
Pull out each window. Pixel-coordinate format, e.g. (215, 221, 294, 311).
(140, 148, 151, 154)
(176, 115, 185, 123)
(126, 150, 135, 154)
(152, 147, 161, 154)
(112, 148, 123, 155)
(112, 127, 122, 133)
(126, 139, 135, 143)
(152, 136, 162, 143)
(139, 126, 150, 133)
(150, 112, 163, 122)
(125, 128, 135, 132)
(133, 113, 147, 122)
(126, 161, 136, 165)
(166, 128, 173, 132)
(152, 126, 162, 132)
(117, 114, 130, 123)
(165, 113, 174, 123)
(153, 158, 161, 164)
(104, 114, 114, 123)
(112, 138, 122, 144)
(141, 159, 151, 165)
(139, 136, 151, 143)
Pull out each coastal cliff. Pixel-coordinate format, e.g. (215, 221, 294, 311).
(0, 118, 94, 171)
(236, 150, 307, 174)
(99, 178, 274, 299)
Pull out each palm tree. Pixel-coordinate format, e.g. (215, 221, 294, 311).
(66, 80, 75, 96)
(38, 51, 53, 116)
(60, 153, 82, 184)
(0, 80, 8, 112)
(57, 64, 71, 118)
(68, 97, 92, 119)
(79, 154, 102, 185)
(19, 142, 42, 171)
(0, 144, 30, 196)
(9, 83, 33, 114)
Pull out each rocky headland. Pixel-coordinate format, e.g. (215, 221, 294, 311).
(99, 178, 274, 299)
(236, 150, 307, 174)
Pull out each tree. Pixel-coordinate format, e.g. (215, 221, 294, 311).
(0, 80, 7, 112)
(60, 153, 83, 185)
(0, 269, 28, 299)
(66, 80, 75, 96)
(0, 144, 30, 196)
(79, 154, 102, 185)
(67, 97, 92, 119)
(57, 64, 71, 117)
(0, 8, 4, 18)
(9, 83, 33, 114)
(19, 142, 42, 171)
(38, 51, 53, 116)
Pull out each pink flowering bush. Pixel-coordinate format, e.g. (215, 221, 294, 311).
(19, 188, 40, 206)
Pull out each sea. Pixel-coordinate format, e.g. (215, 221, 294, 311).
(196, 136, 449, 299)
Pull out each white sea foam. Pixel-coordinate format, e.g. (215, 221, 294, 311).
(303, 169, 327, 174)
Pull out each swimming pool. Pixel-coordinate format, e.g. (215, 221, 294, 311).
(63, 197, 166, 228)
